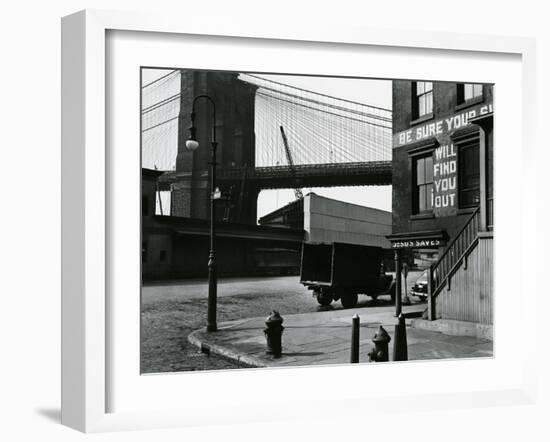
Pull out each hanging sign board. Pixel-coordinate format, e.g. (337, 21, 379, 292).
(391, 238, 444, 249)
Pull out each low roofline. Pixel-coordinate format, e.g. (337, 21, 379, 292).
(142, 167, 166, 178)
(386, 229, 448, 241)
(151, 215, 304, 243)
(258, 198, 303, 223)
(307, 192, 392, 215)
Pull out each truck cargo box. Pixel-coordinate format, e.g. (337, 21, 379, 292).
(300, 242, 382, 290)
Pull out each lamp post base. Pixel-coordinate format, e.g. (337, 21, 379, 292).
(207, 254, 217, 332)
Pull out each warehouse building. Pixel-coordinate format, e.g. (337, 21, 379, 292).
(142, 168, 304, 280)
(259, 193, 392, 248)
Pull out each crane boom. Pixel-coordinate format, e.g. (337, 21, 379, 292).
(279, 125, 303, 200)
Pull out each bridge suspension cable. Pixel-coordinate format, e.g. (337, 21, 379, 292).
(141, 69, 181, 171)
(238, 74, 392, 167)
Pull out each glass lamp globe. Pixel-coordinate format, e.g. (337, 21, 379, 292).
(185, 139, 199, 151)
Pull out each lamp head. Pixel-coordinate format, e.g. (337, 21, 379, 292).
(185, 116, 199, 151)
(185, 138, 199, 151)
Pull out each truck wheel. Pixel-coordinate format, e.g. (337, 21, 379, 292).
(341, 293, 358, 309)
(315, 290, 333, 306)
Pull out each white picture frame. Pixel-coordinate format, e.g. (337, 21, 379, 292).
(61, 9, 537, 433)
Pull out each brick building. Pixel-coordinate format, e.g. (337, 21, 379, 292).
(388, 80, 494, 332)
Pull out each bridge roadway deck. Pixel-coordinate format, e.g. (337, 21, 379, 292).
(159, 161, 392, 189)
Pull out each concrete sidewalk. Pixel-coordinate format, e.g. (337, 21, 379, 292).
(188, 305, 493, 368)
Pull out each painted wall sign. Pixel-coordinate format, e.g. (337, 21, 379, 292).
(432, 143, 457, 216)
(393, 102, 493, 148)
(391, 239, 443, 249)
(392, 100, 493, 219)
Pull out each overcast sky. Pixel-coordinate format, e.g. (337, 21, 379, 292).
(142, 68, 393, 218)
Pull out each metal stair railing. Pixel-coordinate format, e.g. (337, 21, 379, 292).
(431, 206, 481, 298)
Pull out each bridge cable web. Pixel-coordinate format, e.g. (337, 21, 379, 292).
(141, 69, 180, 171)
(238, 74, 392, 167)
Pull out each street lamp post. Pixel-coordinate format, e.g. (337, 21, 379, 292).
(185, 95, 219, 332)
(394, 250, 402, 317)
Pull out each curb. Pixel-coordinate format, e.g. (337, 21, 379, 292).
(187, 306, 427, 369)
(410, 318, 493, 340)
(188, 329, 268, 368)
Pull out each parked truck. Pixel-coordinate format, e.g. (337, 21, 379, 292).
(300, 242, 395, 308)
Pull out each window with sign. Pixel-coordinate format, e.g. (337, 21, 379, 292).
(457, 83, 483, 105)
(413, 81, 433, 119)
(457, 136, 480, 208)
(413, 154, 434, 214)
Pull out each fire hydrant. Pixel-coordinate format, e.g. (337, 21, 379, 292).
(367, 325, 391, 362)
(264, 311, 284, 358)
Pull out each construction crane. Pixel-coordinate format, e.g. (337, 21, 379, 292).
(279, 125, 303, 200)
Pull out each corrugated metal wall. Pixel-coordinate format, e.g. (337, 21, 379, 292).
(436, 235, 493, 325)
(304, 193, 392, 248)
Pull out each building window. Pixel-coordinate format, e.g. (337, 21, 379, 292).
(457, 83, 483, 104)
(458, 138, 480, 208)
(413, 81, 433, 119)
(413, 154, 434, 214)
(142, 195, 149, 217)
(160, 250, 167, 262)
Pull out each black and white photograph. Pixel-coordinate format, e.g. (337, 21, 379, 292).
(140, 68, 494, 373)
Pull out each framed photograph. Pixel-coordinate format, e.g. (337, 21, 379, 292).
(61, 9, 537, 433)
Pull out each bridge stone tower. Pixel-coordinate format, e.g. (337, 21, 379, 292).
(171, 71, 259, 224)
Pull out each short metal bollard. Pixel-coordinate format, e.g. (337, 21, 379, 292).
(350, 314, 360, 363)
(264, 311, 284, 358)
(367, 326, 391, 362)
(393, 313, 408, 361)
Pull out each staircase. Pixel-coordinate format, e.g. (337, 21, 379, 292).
(431, 207, 480, 297)
(428, 206, 493, 325)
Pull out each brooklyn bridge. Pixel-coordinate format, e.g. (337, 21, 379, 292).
(141, 70, 392, 225)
